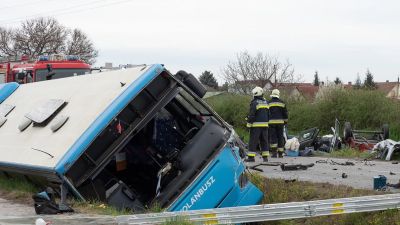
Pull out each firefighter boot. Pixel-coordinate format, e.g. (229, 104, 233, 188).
(261, 151, 269, 162)
(278, 148, 284, 158)
(246, 152, 256, 162)
(270, 144, 278, 158)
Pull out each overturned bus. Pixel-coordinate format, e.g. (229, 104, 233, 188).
(0, 64, 263, 211)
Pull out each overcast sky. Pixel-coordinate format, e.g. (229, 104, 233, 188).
(1, 0, 400, 83)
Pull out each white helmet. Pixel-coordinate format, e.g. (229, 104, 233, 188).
(252, 86, 264, 96)
(270, 89, 280, 98)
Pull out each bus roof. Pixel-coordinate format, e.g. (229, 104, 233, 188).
(0, 64, 162, 175)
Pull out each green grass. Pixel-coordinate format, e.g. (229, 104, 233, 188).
(70, 200, 132, 216)
(206, 89, 400, 140)
(0, 174, 39, 202)
(0, 171, 399, 224)
(328, 148, 374, 159)
(249, 173, 400, 225)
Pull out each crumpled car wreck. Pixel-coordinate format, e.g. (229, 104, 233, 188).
(0, 64, 262, 212)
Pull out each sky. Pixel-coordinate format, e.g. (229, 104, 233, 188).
(1, 0, 400, 84)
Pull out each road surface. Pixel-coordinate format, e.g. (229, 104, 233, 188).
(247, 156, 400, 190)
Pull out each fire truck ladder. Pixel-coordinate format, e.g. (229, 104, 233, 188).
(117, 193, 400, 224)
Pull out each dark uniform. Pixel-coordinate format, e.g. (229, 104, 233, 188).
(268, 97, 288, 157)
(246, 96, 269, 161)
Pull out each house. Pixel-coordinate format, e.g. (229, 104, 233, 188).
(343, 80, 400, 99)
(276, 83, 319, 101)
(376, 81, 400, 99)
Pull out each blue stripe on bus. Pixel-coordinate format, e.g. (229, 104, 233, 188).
(0, 82, 19, 103)
(55, 64, 164, 174)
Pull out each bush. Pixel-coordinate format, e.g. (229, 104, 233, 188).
(206, 89, 400, 140)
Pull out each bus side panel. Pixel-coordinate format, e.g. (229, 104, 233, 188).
(217, 147, 263, 208)
(218, 180, 263, 208)
(168, 145, 261, 211)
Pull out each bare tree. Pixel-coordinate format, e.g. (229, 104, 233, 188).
(0, 27, 17, 57)
(222, 51, 301, 94)
(66, 29, 98, 64)
(0, 17, 98, 64)
(13, 17, 67, 56)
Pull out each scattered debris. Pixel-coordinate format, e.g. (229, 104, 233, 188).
(332, 168, 338, 170)
(373, 139, 400, 161)
(330, 160, 355, 166)
(344, 122, 389, 151)
(362, 159, 376, 166)
(284, 179, 297, 183)
(260, 162, 282, 166)
(33, 187, 74, 215)
(387, 180, 400, 189)
(248, 164, 263, 172)
(373, 175, 387, 190)
(342, 173, 348, 179)
(280, 163, 314, 171)
(392, 161, 399, 164)
(390, 171, 396, 175)
(316, 159, 354, 166)
(35, 218, 51, 225)
(286, 119, 341, 154)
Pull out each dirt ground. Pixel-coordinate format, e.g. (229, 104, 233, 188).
(248, 156, 400, 191)
(0, 197, 35, 217)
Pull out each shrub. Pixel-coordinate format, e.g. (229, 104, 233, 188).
(206, 89, 400, 140)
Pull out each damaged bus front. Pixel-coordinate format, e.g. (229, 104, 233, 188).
(0, 64, 263, 211)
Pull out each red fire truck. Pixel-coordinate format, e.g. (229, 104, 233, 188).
(0, 54, 91, 84)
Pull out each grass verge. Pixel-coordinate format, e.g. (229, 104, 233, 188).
(249, 173, 400, 225)
(0, 171, 399, 224)
(0, 174, 38, 204)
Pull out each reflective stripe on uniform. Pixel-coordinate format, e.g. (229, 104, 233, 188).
(269, 102, 285, 108)
(262, 151, 270, 157)
(250, 122, 269, 127)
(246, 123, 253, 128)
(270, 143, 278, 148)
(278, 148, 284, 152)
(256, 103, 269, 110)
(269, 119, 285, 124)
(247, 152, 256, 157)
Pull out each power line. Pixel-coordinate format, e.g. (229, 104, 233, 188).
(1, 0, 51, 11)
(0, 0, 133, 25)
(0, 0, 112, 24)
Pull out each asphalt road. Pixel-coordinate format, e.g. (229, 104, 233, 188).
(247, 156, 400, 191)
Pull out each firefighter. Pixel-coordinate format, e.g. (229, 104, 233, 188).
(268, 89, 288, 158)
(246, 86, 269, 162)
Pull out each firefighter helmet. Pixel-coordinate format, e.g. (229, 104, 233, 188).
(252, 86, 264, 96)
(271, 89, 280, 98)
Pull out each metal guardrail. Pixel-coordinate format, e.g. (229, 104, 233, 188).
(117, 194, 400, 224)
(1, 194, 400, 224)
